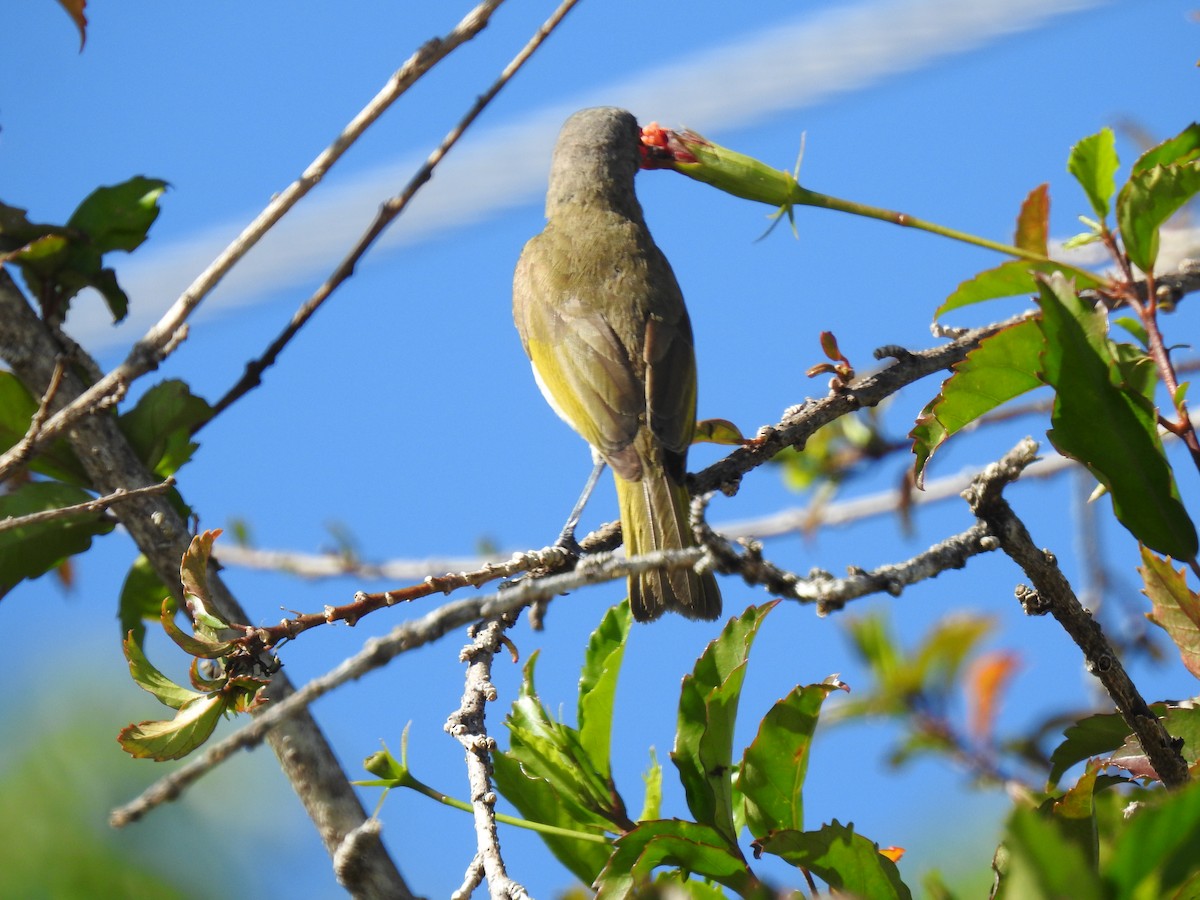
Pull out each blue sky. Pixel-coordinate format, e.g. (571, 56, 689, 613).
(4, 1, 1200, 896)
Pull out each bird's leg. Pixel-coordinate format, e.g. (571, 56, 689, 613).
(556, 453, 606, 556)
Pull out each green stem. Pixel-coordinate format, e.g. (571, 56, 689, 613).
(402, 775, 611, 844)
(791, 185, 1099, 283)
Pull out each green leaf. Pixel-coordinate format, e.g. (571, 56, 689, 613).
(67, 177, 167, 255)
(638, 749, 662, 822)
(1036, 273, 1197, 560)
(935, 260, 1100, 319)
(118, 380, 211, 478)
(1117, 160, 1200, 273)
(1102, 706, 1200, 780)
(159, 599, 237, 658)
(178, 529, 231, 635)
(1140, 548, 1200, 679)
(672, 602, 776, 843)
(121, 632, 203, 711)
(1048, 761, 1101, 869)
(756, 821, 912, 900)
(1067, 128, 1118, 220)
(911, 318, 1044, 485)
(578, 601, 632, 778)
(693, 418, 748, 446)
(1015, 184, 1050, 254)
(0, 481, 115, 598)
(738, 678, 847, 839)
(1130, 123, 1200, 175)
(118, 554, 169, 648)
(1104, 779, 1200, 898)
(1047, 706, 1168, 787)
(996, 806, 1103, 900)
(491, 751, 614, 884)
(595, 820, 750, 900)
(0, 372, 90, 486)
(117, 693, 225, 761)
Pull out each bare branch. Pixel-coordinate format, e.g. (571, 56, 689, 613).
(5, 0, 510, 471)
(445, 615, 530, 900)
(963, 438, 1190, 788)
(205, 0, 582, 425)
(0, 477, 176, 534)
(0, 355, 65, 483)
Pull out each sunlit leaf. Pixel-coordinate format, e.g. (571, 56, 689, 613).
(911, 318, 1044, 485)
(117, 693, 225, 761)
(1130, 123, 1200, 175)
(1015, 184, 1050, 254)
(67, 177, 167, 255)
(121, 632, 202, 711)
(55, 0, 88, 48)
(1037, 273, 1197, 560)
(673, 602, 776, 843)
(1140, 548, 1200, 679)
(935, 260, 1100, 319)
(638, 749, 662, 823)
(738, 677, 848, 839)
(1067, 128, 1118, 221)
(179, 529, 230, 634)
(595, 820, 749, 899)
(755, 820, 912, 899)
(577, 601, 632, 777)
(1105, 778, 1200, 897)
(1116, 160, 1200, 273)
(118, 379, 211, 478)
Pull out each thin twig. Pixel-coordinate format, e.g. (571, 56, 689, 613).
(6, 0, 509, 469)
(0, 477, 176, 534)
(0, 356, 65, 483)
(962, 437, 1190, 788)
(204, 0, 583, 425)
(445, 615, 530, 900)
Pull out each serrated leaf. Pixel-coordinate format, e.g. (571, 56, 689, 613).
(738, 679, 847, 839)
(491, 751, 614, 884)
(159, 599, 236, 658)
(1105, 778, 1200, 897)
(67, 177, 167, 255)
(911, 318, 1044, 485)
(121, 632, 202, 711)
(118, 554, 169, 648)
(1048, 706, 1167, 787)
(1117, 160, 1200, 273)
(1140, 548, 1200, 679)
(117, 692, 225, 761)
(936, 260, 1082, 319)
(118, 379, 211, 478)
(0, 372, 90, 485)
(1068, 128, 1118, 221)
(1131, 123, 1200, 175)
(1102, 706, 1200, 781)
(179, 529, 230, 635)
(595, 820, 749, 899)
(673, 603, 776, 843)
(756, 821, 912, 899)
(1015, 184, 1050, 254)
(998, 806, 1104, 900)
(1036, 274, 1197, 560)
(578, 601, 632, 778)
(0, 481, 115, 598)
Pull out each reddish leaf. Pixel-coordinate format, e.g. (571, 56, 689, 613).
(966, 650, 1020, 744)
(1015, 183, 1050, 254)
(56, 0, 87, 49)
(1140, 548, 1200, 679)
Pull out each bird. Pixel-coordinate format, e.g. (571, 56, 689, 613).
(513, 106, 722, 622)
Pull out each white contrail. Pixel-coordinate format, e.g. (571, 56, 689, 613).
(74, 0, 1106, 351)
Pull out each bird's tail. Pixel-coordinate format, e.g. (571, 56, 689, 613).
(615, 469, 722, 622)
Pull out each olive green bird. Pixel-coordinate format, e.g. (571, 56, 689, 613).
(513, 107, 721, 622)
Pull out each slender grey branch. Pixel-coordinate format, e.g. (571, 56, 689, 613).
(5, 0, 509, 472)
(445, 616, 530, 900)
(0, 478, 175, 534)
(962, 437, 1190, 788)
